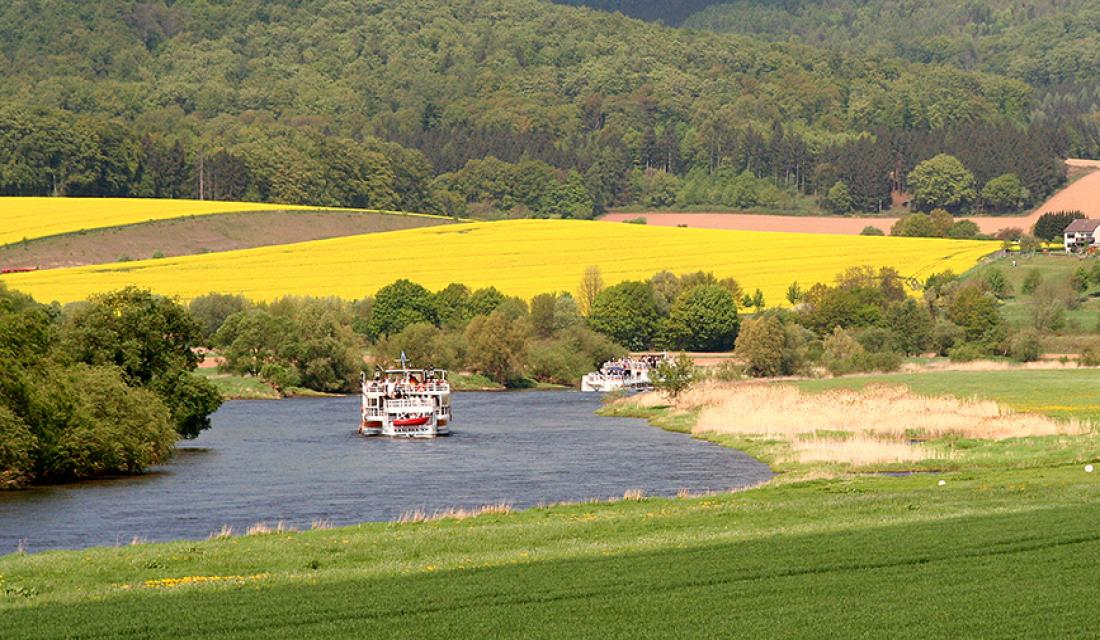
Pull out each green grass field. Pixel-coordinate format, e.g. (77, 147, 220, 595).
(2, 466, 1098, 638)
(968, 252, 1100, 331)
(3, 368, 1099, 638)
(797, 367, 1100, 422)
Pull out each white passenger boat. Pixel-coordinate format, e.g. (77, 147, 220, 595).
(580, 354, 668, 393)
(359, 362, 452, 438)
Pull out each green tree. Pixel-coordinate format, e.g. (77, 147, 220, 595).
(188, 292, 249, 342)
(930, 209, 954, 237)
(588, 281, 662, 350)
(464, 310, 528, 385)
(44, 365, 176, 478)
(1019, 234, 1043, 253)
(945, 283, 1005, 346)
(908, 154, 976, 213)
(60, 287, 221, 438)
(822, 327, 867, 376)
(0, 406, 35, 490)
(1033, 211, 1084, 242)
(434, 283, 472, 328)
(981, 173, 1029, 212)
(891, 213, 938, 237)
(661, 285, 740, 352)
(750, 288, 766, 313)
(824, 180, 852, 214)
(215, 309, 293, 376)
(947, 219, 980, 239)
(468, 287, 508, 317)
(652, 354, 697, 401)
(733, 315, 785, 378)
(1031, 280, 1068, 331)
(367, 279, 439, 338)
(883, 298, 933, 355)
(530, 293, 559, 339)
(786, 281, 803, 305)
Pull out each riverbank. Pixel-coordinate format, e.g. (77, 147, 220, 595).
(3, 370, 1098, 638)
(600, 368, 1100, 478)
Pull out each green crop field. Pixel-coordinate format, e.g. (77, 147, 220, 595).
(3, 368, 1099, 638)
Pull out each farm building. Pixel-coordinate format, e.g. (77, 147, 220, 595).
(1064, 219, 1100, 252)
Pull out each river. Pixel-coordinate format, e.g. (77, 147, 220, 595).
(0, 391, 771, 553)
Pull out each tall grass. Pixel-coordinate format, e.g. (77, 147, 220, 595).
(622, 381, 1087, 466)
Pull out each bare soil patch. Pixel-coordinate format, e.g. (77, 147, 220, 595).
(603, 163, 1100, 236)
(0, 210, 452, 270)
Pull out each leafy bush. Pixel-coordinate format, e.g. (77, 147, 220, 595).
(822, 327, 867, 376)
(1080, 347, 1100, 367)
(46, 365, 176, 479)
(1021, 269, 1042, 294)
(860, 225, 885, 236)
(1008, 329, 1041, 363)
(984, 269, 1013, 299)
(948, 343, 987, 362)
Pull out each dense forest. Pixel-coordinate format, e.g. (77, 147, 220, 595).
(686, 0, 1100, 97)
(552, 0, 726, 24)
(0, 0, 1095, 216)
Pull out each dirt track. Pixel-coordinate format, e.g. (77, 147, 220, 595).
(602, 161, 1100, 236)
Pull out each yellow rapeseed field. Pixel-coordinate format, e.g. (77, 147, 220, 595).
(1, 219, 995, 304)
(0, 197, 442, 246)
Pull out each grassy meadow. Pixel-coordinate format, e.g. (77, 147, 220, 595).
(967, 252, 1100, 331)
(2, 219, 995, 304)
(2, 367, 1099, 638)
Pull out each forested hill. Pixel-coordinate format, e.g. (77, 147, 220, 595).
(685, 0, 1100, 97)
(550, 0, 726, 25)
(0, 0, 1088, 215)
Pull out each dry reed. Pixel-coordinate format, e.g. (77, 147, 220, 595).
(690, 382, 1084, 441)
(396, 502, 513, 524)
(246, 521, 293, 536)
(649, 381, 1089, 466)
(787, 437, 936, 465)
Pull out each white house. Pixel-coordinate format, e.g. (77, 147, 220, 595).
(1063, 219, 1100, 252)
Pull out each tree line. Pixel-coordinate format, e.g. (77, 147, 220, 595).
(0, 0, 1084, 217)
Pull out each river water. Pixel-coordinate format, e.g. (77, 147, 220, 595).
(0, 392, 771, 553)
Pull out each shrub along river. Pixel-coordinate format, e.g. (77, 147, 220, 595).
(0, 391, 771, 553)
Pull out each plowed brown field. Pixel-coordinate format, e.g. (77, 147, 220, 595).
(603, 162, 1100, 236)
